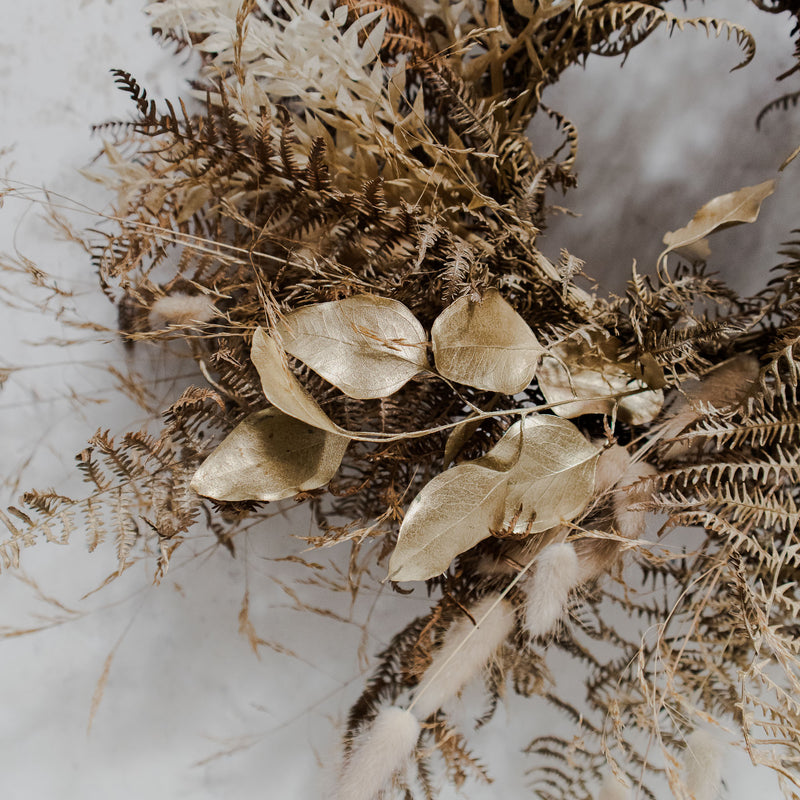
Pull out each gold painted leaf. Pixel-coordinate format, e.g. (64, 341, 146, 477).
(275, 295, 428, 399)
(388, 413, 598, 581)
(443, 394, 500, 466)
(387, 461, 511, 582)
(538, 338, 664, 425)
(251, 327, 346, 435)
(190, 409, 349, 502)
(431, 289, 544, 394)
(443, 414, 482, 466)
(494, 415, 600, 534)
(660, 179, 776, 263)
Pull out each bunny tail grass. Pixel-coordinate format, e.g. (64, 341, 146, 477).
(524, 542, 580, 639)
(411, 594, 515, 721)
(597, 772, 631, 800)
(336, 706, 419, 800)
(683, 729, 724, 800)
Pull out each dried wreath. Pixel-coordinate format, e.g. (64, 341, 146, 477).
(3, 0, 800, 798)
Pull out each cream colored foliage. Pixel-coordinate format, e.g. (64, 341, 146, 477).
(146, 0, 389, 104)
(144, 0, 476, 196)
(145, 1, 406, 169)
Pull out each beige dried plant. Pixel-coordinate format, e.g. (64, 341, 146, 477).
(2, 0, 800, 798)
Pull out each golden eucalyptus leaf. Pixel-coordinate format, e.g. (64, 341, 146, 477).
(443, 394, 500, 466)
(388, 413, 598, 581)
(443, 414, 482, 467)
(387, 462, 511, 582)
(251, 327, 346, 435)
(538, 338, 664, 425)
(190, 409, 349, 502)
(431, 288, 544, 394)
(639, 352, 667, 391)
(493, 415, 600, 534)
(660, 179, 776, 263)
(275, 295, 428, 399)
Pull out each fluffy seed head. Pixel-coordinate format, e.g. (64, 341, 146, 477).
(683, 728, 724, 800)
(594, 444, 632, 495)
(576, 459, 656, 582)
(524, 542, 580, 639)
(598, 773, 630, 800)
(149, 293, 217, 327)
(412, 595, 515, 720)
(336, 706, 419, 800)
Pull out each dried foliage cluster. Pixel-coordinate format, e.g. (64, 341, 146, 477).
(3, 0, 800, 798)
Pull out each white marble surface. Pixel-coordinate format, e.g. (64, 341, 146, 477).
(0, 2, 796, 798)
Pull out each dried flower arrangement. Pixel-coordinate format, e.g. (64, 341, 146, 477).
(2, 0, 800, 798)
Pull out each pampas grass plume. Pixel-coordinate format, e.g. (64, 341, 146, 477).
(412, 595, 515, 720)
(524, 542, 580, 639)
(336, 706, 419, 800)
(683, 729, 724, 800)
